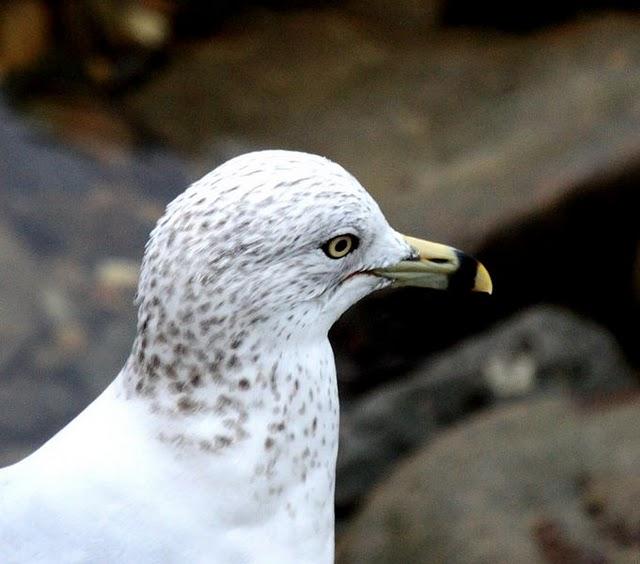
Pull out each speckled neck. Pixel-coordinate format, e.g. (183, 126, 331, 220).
(116, 296, 339, 473)
(115, 312, 339, 557)
(121, 290, 330, 400)
(119, 319, 337, 430)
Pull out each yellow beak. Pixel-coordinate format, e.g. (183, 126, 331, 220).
(373, 235, 493, 294)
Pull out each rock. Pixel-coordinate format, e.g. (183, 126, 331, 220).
(583, 475, 640, 553)
(95, 257, 139, 291)
(338, 394, 640, 564)
(424, 305, 636, 404)
(101, 1, 172, 49)
(94, 257, 139, 313)
(27, 98, 137, 163)
(0, 368, 88, 447)
(0, 220, 42, 372)
(0, 440, 35, 469)
(634, 241, 640, 303)
(442, 0, 636, 32)
(345, 0, 444, 30)
(125, 8, 388, 158)
(338, 385, 439, 511)
(53, 323, 88, 358)
(0, 96, 188, 462)
(126, 13, 640, 251)
(0, 1, 50, 75)
(78, 316, 136, 399)
(7, 183, 160, 264)
(336, 305, 636, 510)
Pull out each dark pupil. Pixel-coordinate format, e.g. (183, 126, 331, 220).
(334, 238, 349, 253)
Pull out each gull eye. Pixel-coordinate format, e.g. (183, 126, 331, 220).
(322, 234, 359, 259)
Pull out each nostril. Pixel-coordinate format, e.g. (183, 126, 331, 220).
(429, 258, 450, 264)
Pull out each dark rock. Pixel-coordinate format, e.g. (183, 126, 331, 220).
(78, 315, 136, 399)
(338, 384, 438, 511)
(338, 394, 640, 564)
(0, 440, 35, 469)
(443, 0, 638, 32)
(422, 304, 636, 406)
(0, 368, 88, 447)
(0, 220, 41, 372)
(345, 0, 444, 30)
(336, 305, 636, 510)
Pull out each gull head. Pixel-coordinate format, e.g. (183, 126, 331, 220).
(135, 150, 491, 348)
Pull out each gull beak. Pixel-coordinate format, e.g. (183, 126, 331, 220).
(373, 235, 493, 294)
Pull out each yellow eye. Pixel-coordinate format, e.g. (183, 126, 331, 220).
(322, 234, 359, 259)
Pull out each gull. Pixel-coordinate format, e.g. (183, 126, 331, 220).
(0, 150, 492, 563)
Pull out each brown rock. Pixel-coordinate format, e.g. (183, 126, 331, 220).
(0, 0, 50, 75)
(338, 395, 640, 563)
(27, 98, 136, 163)
(345, 0, 444, 31)
(126, 13, 640, 250)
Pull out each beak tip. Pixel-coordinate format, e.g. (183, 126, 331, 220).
(474, 262, 493, 295)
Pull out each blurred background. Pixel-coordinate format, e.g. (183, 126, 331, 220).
(1, 1, 640, 562)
